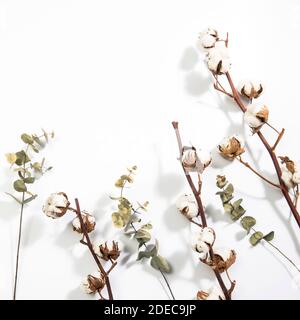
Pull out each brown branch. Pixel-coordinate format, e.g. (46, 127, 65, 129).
(272, 129, 285, 151)
(172, 122, 233, 300)
(74, 198, 114, 300)
(222, 72, 300, 229)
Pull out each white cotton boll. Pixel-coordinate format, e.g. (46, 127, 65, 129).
(280, 163, 294, 188)
(176, 194, 198, 218)
(192, 239, 210, 256)
(195, 227, 215, 246)
(197, 149, 212, 169)
(207, 46, 231, 75)
(42, 192, 70, 219)
(292, 171, 300, 184)
(213, 247, 233, 262)
(182, 149, 197, 168)
(238, 80, 264, 99)
(244, 104, 269, 128)
(197, 28, 218, 51)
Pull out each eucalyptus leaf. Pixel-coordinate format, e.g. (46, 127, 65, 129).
(15, 151, 30, 166)
(249, 231, 263, 246)
(21, 133, 34, 144)
(13, 180, 27, 192)
(24, 177, 35, 184)
(135, 229, 151, 244)
(241, 216, 256, 234)
(263, 231, 274, 242)
(23, 195, 38, 204)
(150, 255, 171, 273)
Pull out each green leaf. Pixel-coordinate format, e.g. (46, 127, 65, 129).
(150, 255, 171, 273)
(231, 205, 246, 221)
(141, 223, 152, 230)
(137, 245, 158, 261)
(112, 212, 125, 228)
(24, 177, 35, 184)
(135, 229, 151, 244)
(13, 180, 27, 192)
(23, 194, 38, 204)
(15, 150, 31, 166)
(223, 203, 233, 214)
(241, 216, 256, 234)
(263, 231, 275, 242)
(32, 135, 45, 147)
(225, 183, 234, 195)
(233, 199, 243, 210)
(249, 231, 263, 246)
(30, 144, 39, 153)
(21, 133, 34, 144)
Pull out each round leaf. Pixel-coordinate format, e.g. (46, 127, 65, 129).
(150, 255, 171, 273)
(263, 231, 275, 242)
(241, 216, 256, 234)
(21, 133, 34, 144)
(249, 231, 263, 246)
(13, 179, 27, 192)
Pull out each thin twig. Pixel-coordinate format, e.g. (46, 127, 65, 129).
(272, 129, 285, 151)
(237, 157, 280, 189)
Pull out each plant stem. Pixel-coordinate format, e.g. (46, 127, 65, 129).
(251, 228, 300, 273)
(74, 199, 114, 300)
(13, 191, 25, 300)
(172, 121, 233, 300)
(237, 157, 280, 189)
(223, 72, 300, 229)
(130, 222, 176, 300)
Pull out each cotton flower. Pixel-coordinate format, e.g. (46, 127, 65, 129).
(182, 147, 211, 172)
(244, 104, 269, 128)
(218, 135, 245, 160)
(238, 80, 264, 99)
(93, 241, 121, 261)
(42, 192, 70, 219)
(197, 149, 212, 169)
(206, 247, 236, 273)
(81, 273, 105, 294)
(207, 46, 231, 75)
(198, 28, 218, 51)
(176, 194, 198, 218)
(72, 211, 96, 234)
(197, 286, 225, 300)
(192, 227, 216, 257)
(279, 156, 300, 188)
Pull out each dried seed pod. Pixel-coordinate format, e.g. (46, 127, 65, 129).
(81, 273, 106, 294)
(72, 211, 96, 234)
(93, 241, 121, 261)
(218, 135, 245, 160)
(206, 247, 236, 273)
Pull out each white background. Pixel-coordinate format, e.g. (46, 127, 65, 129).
(0, 0, 300, 300)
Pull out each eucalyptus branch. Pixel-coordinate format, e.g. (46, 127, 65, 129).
(173, 121, 235, 300)
(197, 28, 300, 228)
(5, 130, 54, 300)
(216, 175, 300, 273)
(111, 166, 175, 300)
